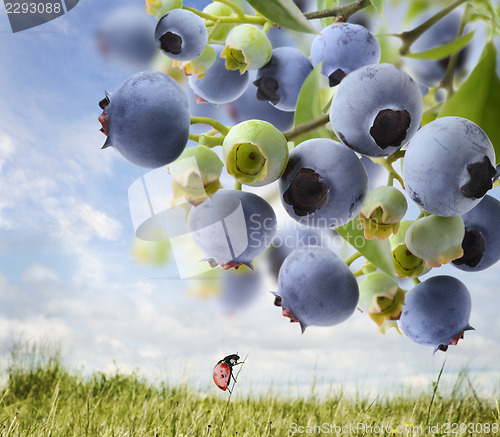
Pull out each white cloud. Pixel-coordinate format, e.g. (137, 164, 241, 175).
(22, 264, 61, 283)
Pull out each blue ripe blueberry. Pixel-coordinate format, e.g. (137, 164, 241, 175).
(188, 190, 277, 270)
(189, 45, 250, 105)
(273, 247, 359, 333)
(404, 10, 469, 87)
(279, 139, 368, 228)
(155, 9, 208, 61)
(310, 23, 381, 86)
(266, 224, 334, 279)
(398, 276, 474, 353)
(330, 63, 423, 157)
(253, 47, 313, 112)
(403, 117, 496, 217)
(96, 7, 157, 67)
(98, 71, 190, 168)
(228, 71, 295, 132)
(452, 195, 500, 271)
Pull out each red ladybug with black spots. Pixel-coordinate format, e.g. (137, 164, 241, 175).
(213, 354, 242, 393)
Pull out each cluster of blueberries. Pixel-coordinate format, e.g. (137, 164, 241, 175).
(96, 0, 500, 354)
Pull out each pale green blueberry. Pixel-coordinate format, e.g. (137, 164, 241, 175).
(203, 2, 235, 43)
(222, 120, 288, 187)
(168, 146, 223, 204)
(133, 238, 170, 266)
(390, 220, 429, 278)
(145, 0, 182, 20)
(358, 272, 406, 327)
(175, 45, 216, 78)
(359, 186, 408, 240)
(405, 215, 465, 268)
(221, 24, 272, 73)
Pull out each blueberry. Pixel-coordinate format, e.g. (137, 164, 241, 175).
(398, 276, 474, 353)
(155, 9, 208, 61)
(222, 120, 289, 187)
(266, 224, 334, 279)
(99, 71, 190, 168)
(358, 272, 406, 327)
(405, 215, 465, 268)
(359, 186, 408, 240)
(403, 117, 496, 216)
(145, 0, 182, 20)
(168, 145, 223, 205)
(222, 24, 272, 73)
(279, 139, 368, 228)
(202, 2, 235, 44)
(273, 247, 359, 332)
(254, 47, 313, 112)
(227, 71, 295, 132)
(329, 64, 423, 157)
(310, 23, 381, 86)
(188, 45, 250, 105)
(452, 195, 500, 271)
(95, 7, 157, 67)
(188, 190, 277, 269)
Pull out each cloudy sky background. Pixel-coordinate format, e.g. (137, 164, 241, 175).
(0, 0, 499, 399)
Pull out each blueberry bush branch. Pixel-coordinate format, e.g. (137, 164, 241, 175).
(304, 0, 372, 21)
(283, 114, 330, 142)
(398, 0, 468, 55)
(440, 3, 473, 96)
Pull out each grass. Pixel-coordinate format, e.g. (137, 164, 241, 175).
(0, 343, 499, 436)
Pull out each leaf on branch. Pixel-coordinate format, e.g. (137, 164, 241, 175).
(335, 217, 395, 277)
(468, 0, 500, 33)
(439, 41, 500, 165)
(370, 0, 385, 17)
(293, 64, 330, 145)
(246, 0, 319, 34)
(404, 31, 475, 60)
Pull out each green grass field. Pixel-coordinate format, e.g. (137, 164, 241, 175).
(1, 344, 499, 436)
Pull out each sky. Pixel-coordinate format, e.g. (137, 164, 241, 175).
(0, 0, 499, 400)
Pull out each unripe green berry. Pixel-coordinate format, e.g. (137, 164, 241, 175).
(145, 0, 182, 20)
(405, 215, 465, 268)
(359, 186, 408, 240)
(203, 2, 235, 43)
(377, 320, 402, 335)
(390, 221, 428, 278)
(358, 272, 406, 326)
(175, 45, 216, 78)
(221, 24, 272, 73)
(222, 120, 289, 187)
(133, 237, 170, 266)
(168, 145, 223, 205)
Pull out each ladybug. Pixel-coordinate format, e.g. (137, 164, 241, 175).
(212, 354, 242, 393)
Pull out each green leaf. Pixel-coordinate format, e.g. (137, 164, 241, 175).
(336, 217, 395, 277)
(439, 41, 500, 165)
(246, 0, 319, 34)
(293, 64, 330, 145)
(404, 32, 475, 60)
(468, 0, 500, 33)
(370, 0, 385, 17)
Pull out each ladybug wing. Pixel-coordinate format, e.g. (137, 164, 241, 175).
(213, 362, 232, 391)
